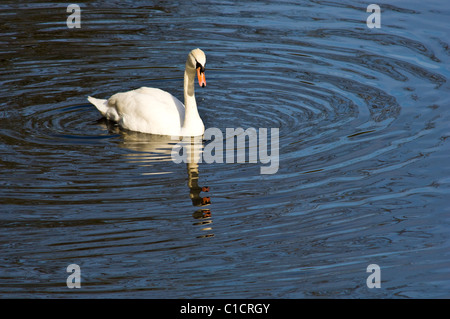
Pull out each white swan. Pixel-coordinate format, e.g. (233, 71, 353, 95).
(88, 48, 206, 136)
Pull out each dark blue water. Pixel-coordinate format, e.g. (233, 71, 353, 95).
(1, 0, 449, 298)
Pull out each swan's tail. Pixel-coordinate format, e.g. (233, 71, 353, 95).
(87, 96, 109, 117)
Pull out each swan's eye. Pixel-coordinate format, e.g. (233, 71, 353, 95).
(196, 61, 205, 73)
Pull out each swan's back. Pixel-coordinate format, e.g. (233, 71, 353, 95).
(93, 87, 186, 135)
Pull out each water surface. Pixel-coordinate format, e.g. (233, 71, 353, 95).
(1, 0, 449, 298)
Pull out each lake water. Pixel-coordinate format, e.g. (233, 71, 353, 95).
(1, 0, 449, 298)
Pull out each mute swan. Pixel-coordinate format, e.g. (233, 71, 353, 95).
(88, 48, 206, 136)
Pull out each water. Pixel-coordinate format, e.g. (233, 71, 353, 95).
(1, 0, 449, 298)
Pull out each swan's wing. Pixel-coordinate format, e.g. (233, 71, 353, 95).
(107, 87, 185, 135)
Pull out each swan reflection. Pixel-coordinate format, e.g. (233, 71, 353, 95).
(101, 120, 214, 238)
(181, 136, 214, 238)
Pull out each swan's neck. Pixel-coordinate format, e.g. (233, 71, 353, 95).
(182, 66, 203, 134)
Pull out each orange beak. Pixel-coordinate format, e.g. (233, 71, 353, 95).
(197, 67, 206, 87)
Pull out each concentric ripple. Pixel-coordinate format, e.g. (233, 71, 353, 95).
(1, 0, 449, 298)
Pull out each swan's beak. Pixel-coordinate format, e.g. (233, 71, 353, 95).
(197, 67, 206, 87)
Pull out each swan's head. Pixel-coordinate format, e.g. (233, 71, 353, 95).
(188, 48, 206, 88)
